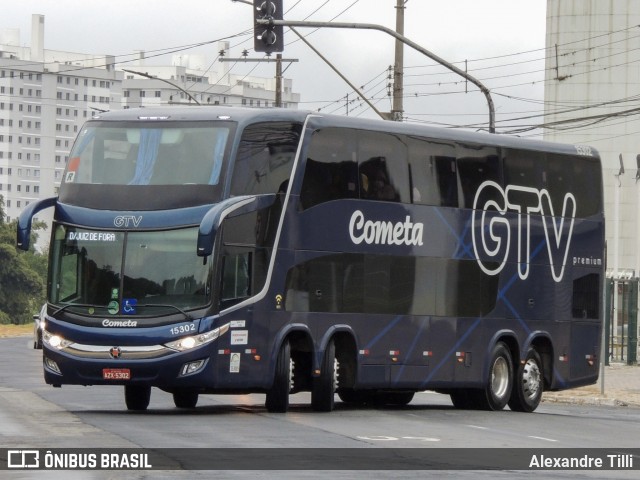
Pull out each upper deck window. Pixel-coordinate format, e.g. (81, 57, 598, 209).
(230, 122, 302, 196)
(65, 121, 231, 186)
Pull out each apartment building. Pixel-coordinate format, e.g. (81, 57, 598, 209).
(0, 15, 119, 226)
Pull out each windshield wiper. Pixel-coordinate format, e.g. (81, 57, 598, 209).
(52, 303, 106, 316)
(135, 304, 194, 321)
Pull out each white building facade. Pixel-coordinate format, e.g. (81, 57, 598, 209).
(544, 0, 640, 277)
(1, 15, 119, 225)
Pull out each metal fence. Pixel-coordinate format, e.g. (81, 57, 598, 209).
(605, 278, 638, 365)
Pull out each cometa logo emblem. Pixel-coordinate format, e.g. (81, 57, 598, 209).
(348, 210, 424, 246)
(109, 347, 122, 359)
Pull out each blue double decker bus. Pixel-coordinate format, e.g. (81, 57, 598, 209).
(18, 107, 604, 413)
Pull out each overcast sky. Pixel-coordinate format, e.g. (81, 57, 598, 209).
(1, 0, 548, 133)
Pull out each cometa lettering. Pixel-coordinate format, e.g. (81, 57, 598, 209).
(102, 319, 138, 327)
(349, 210, 424, 246)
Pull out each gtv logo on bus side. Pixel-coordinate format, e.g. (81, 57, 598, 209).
(471, 181, 576, 283)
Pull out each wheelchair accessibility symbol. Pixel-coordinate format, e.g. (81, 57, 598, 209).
(122, 299, 137, 315)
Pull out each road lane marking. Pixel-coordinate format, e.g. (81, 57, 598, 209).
(528, 435, 558, 442)
(356, 436, 440, 442)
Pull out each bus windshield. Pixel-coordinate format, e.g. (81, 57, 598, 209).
(49, 225, 211, 317)
(65, 121, 230, 186)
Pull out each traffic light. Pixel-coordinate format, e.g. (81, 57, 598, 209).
(253, 0, 284, 54)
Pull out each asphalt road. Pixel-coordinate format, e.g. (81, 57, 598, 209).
(1, 337, 639, 479)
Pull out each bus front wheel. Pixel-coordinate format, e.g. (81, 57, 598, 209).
(265, 340, 292, 413)
(508, 347, 543, 412)
(124, 385, 151, 411)
(473, 342, 513, 411)
(311, 339, 337, 412)
(173, 390, 199, 409)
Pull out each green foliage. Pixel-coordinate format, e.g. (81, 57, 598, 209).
(0, 195, 48, 324)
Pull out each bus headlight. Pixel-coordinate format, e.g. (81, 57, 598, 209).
(42, 329, 73, 350)
(164, 323, 230, 352)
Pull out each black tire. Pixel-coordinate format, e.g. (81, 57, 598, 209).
(312, 339, 337, 412)
(374, 391, 415, 406)
(338, 389, 374, 405)
(473, 342, 513, 411)
(173, 390, 199, 409)
(265, 340, 292, 413)
(124, 385, 151, 411)
(450, 389, 475, 409)
(508, 347, 543, 412)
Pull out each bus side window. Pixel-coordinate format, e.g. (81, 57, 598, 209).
(300, 128, 358, 210)
(546, 152, 602, 218)
(457, 145, 501, 209)
(502, 149, 543, 212)
(358, 131, 409, 203)
(220, 249, 251, 309)
(407, 136, 457, 206)
(504, 149, 544, 189)
(230, 122, 302, 196)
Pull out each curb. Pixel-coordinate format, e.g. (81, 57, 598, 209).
(542, 395, 630, 407)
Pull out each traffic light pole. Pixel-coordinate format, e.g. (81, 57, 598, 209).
(259, 19, 496, 133)
(289, 27, 386, 119)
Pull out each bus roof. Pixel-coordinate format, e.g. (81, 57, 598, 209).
(90, 106, 598, 159)
(89, 106, 310, 125)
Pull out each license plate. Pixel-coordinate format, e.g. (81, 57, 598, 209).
(102, 368, 131, 380)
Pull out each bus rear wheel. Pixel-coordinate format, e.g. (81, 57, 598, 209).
(450, 390, 475, 409)
(473, 342, 513, 411)
(508, 348, 543, 412)
(312, 339, 338, 412)
(124, 385, 151, 411)
(173, 390, 199, 409)
(338, 389, 373, 405)
(265, 340, 292, 413)
(374, 391, 414, 406)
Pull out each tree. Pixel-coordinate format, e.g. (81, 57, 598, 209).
(0, 195, 47, 324)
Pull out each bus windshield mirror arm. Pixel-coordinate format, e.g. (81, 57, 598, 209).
(197, 194, 277, 257)
(16, 196, 57, 250)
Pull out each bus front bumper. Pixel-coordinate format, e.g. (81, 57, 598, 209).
(41, 324, 234, 388)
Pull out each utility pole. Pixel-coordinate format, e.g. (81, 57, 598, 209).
(275, 54, 282, 107)
(219, 55, 297, 108)
(392, 0, 405, 121)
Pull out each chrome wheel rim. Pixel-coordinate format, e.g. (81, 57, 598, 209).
(522, 358, 541, 399)
(491, 356, 510, 399)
